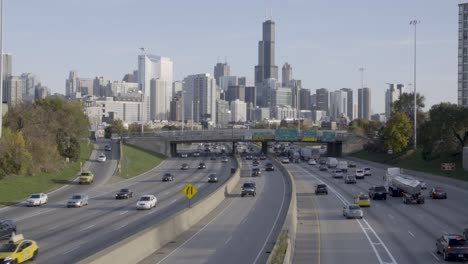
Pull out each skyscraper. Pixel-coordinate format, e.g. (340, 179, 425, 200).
(459, 3, 468, 106)
(282, 63, 293, 86)
(150, 79, 167, 121)
(340, 88, 353, 120)
(254, 20, 278, 85)
(385, 84, 402, 119)
(5, 76, 23, 106)
(230, 99, 247, 122)
(182, 74, 216, 123)
(214, 62, 230, 86)
(299, 88, 311, 111)
(316, 88, 329, 114)
(21, 73, 39, 102)
(358, 87, 371, 120)
(330, 90, 348, 120)
(1, 54, 12, 79)
(65, 70, 79, 98)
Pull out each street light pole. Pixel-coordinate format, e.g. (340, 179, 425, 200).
(0, 0, 4, 139)
(181, 91, 185, 133)
(410, 20, 420, 150)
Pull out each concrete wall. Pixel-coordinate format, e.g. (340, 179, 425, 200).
(124, 137, 170, 156)
(267, 158, 297, 264)
(78, 156, 241, 264)
(464, 147, 468, 172)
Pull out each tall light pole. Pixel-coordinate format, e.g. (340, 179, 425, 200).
(410, 20, 420, 150)
(0, 0, 4, 139)
(358, 67, 365, 120)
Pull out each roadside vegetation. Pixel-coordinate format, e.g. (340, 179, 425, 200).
(269, 231, 289, 264)
(0, 98, 92, 205)
(349, 93, 468, 180)
(119, 144, 165, 179)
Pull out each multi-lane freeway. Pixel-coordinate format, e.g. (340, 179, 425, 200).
(284, 154, 468, 264)
(1, 142, 236, 264)
(140, 151, 289, 264)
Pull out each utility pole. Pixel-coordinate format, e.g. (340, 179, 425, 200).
(358, 67, 365, 120)
(0, 0, 4, 139)
(410, 20, 420, 150)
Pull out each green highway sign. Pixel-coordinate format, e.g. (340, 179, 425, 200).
(322, 131, 336, 142)
(275, 129, 298, 141)
(302, 130, 317, 142)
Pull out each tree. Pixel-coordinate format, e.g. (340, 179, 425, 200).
(392, 92, 426, 125)
(383, 112, 412, 153)
(420, 103, 468, 159)
(104, 120, 127, 138)
(0, 128, 33, 176)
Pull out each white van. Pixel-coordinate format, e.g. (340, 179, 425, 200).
(326, 157, 338, 168)
(338, 161, 348, 172)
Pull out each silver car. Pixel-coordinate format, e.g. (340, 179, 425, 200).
(343, 204, 363, 219)
(67, 194, 89, 208)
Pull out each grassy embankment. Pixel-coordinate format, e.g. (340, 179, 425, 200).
(119, 144, 166, 179)
(0, 142, 94, 206)
(351, 150, 468, 181)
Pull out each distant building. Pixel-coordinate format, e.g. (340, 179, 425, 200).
(358, 87, 371, 120)
(216, 99, 231, 127)
(219, 76, 238, 92)
(226, 85, 245, 103)
(311, 110, 327, 122)
(170, 92, 182, 121)
(254, 19, 278, 85)
(150, 79, 168, 121)
(65, 70, 79, 98)
(316, 88, 329, 114)
(255, 107, 270, 121)
(91, 97, 144, 124)
(385, 83, 403, 119)
(182, 74, 217, 124)
(34, 83, 48, 100)
(272, 105, 296, 120)
(230, 99, 247, 122)
(272, 87, 293, 108)
(340, 88, 353, 121)
(310, 94, 317, 110)
(371, 113, 387, 123)
(93, 76, 111, 97)
(5, 76, 23, 106)
(214, 62, 230, 86)
(256, 78, 277, 107)
(299, 88, 311, 111)
(20, 73, 39, 102)
(172, 81, 183, 98)
(282, 63, 293, 86)
(330, 90, 348, 120)
(122, 70, 138, 83)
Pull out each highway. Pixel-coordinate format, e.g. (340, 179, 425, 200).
(140, 153, 290, 264)
(284, 155, 468, 264)
(1, 142, 234, 264)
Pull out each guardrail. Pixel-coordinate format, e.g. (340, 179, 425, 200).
(78, 155, 242, 264)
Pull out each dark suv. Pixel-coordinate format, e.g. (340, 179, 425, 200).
(0, 220, 16, 241)
(241, 182, 256, 197)
(315, 184, 328, 195)
(368, 186, 387, 200)
(265, 163, 275, 171)
(436, 234, 468, 261)
(251, 168, 261, 177)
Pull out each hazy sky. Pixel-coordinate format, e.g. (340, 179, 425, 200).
(4, 0, 462, 113)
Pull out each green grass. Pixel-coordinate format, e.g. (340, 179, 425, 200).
(351, 150, 468, 181)
(0, 142, 94, 206)
(119, 144, 166, 179)
(269, 231, 288, 264)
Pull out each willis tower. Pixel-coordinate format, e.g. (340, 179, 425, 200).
(254, 20, 278, 85)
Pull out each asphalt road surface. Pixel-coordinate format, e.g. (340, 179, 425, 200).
(1, 144, 234, 264)
(284, 156, 468, 264)
(140, 155, 290, 264)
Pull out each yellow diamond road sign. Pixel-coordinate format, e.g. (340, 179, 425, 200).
(183, 183, 198, 200)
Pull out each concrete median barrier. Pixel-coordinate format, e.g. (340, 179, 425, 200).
(267, 157, 297, 264)
(79, 156, 242, 264)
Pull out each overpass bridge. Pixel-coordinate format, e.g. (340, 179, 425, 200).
(125, 129, 357, 157)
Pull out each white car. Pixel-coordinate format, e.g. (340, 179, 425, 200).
(97, 153, 106, 162)
(363, 167, 372, 176)
(26, 193, 48, 206)
(355, 169, 365, 179)
(343, 204, 363, 219)
(308, 159, 317, 165)
(136, 195, 157, 210)
(420, 181, 427, 190)
(333, 169, 343, 178)
(181, 153, 188, 158)
(281, 158, 290, 164)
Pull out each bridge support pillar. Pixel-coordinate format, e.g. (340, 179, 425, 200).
(170, 143, 177, 157)
(326, 142, 342, 157)
(261, 141, 268, 154)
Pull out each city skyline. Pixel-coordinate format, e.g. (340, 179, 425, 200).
(3, 0, 461, 113)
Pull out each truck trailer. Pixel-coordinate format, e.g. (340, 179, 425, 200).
(384, 167, 424, 204)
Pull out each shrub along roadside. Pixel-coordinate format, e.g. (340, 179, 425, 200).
(0, 143, 93, 206)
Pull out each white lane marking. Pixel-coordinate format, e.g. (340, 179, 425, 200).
(170, 199, 177, 204)
(119, 210, 129, 216)
(114, 223, 128, 230)
(16, 208, 55, 222)
(430, 252, 440, 262)
(253, 166, 286, 264)
(294, 164, 398, 264)
(388, 214, 395, 220)
(81, 224, 96, 231)
(408, 230, 415, 238)
(164, 191, 170, 195)
(62, 245, 80, 255)
(225, 236, 232, 244)
(156, 193, 238, 264)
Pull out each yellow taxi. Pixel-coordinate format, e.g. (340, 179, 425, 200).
(0, 234, 39, 264)
(78, 171, 94, 184)
(355, 193, 371, 207)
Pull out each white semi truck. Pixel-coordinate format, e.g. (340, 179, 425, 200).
(384, 167, 424, 204)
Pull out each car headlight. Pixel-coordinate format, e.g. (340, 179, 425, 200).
(5, 256, 13, 261)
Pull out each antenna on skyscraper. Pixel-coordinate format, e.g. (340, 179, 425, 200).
(139, 47, 146, 55)
(270, 8, 273, 20)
